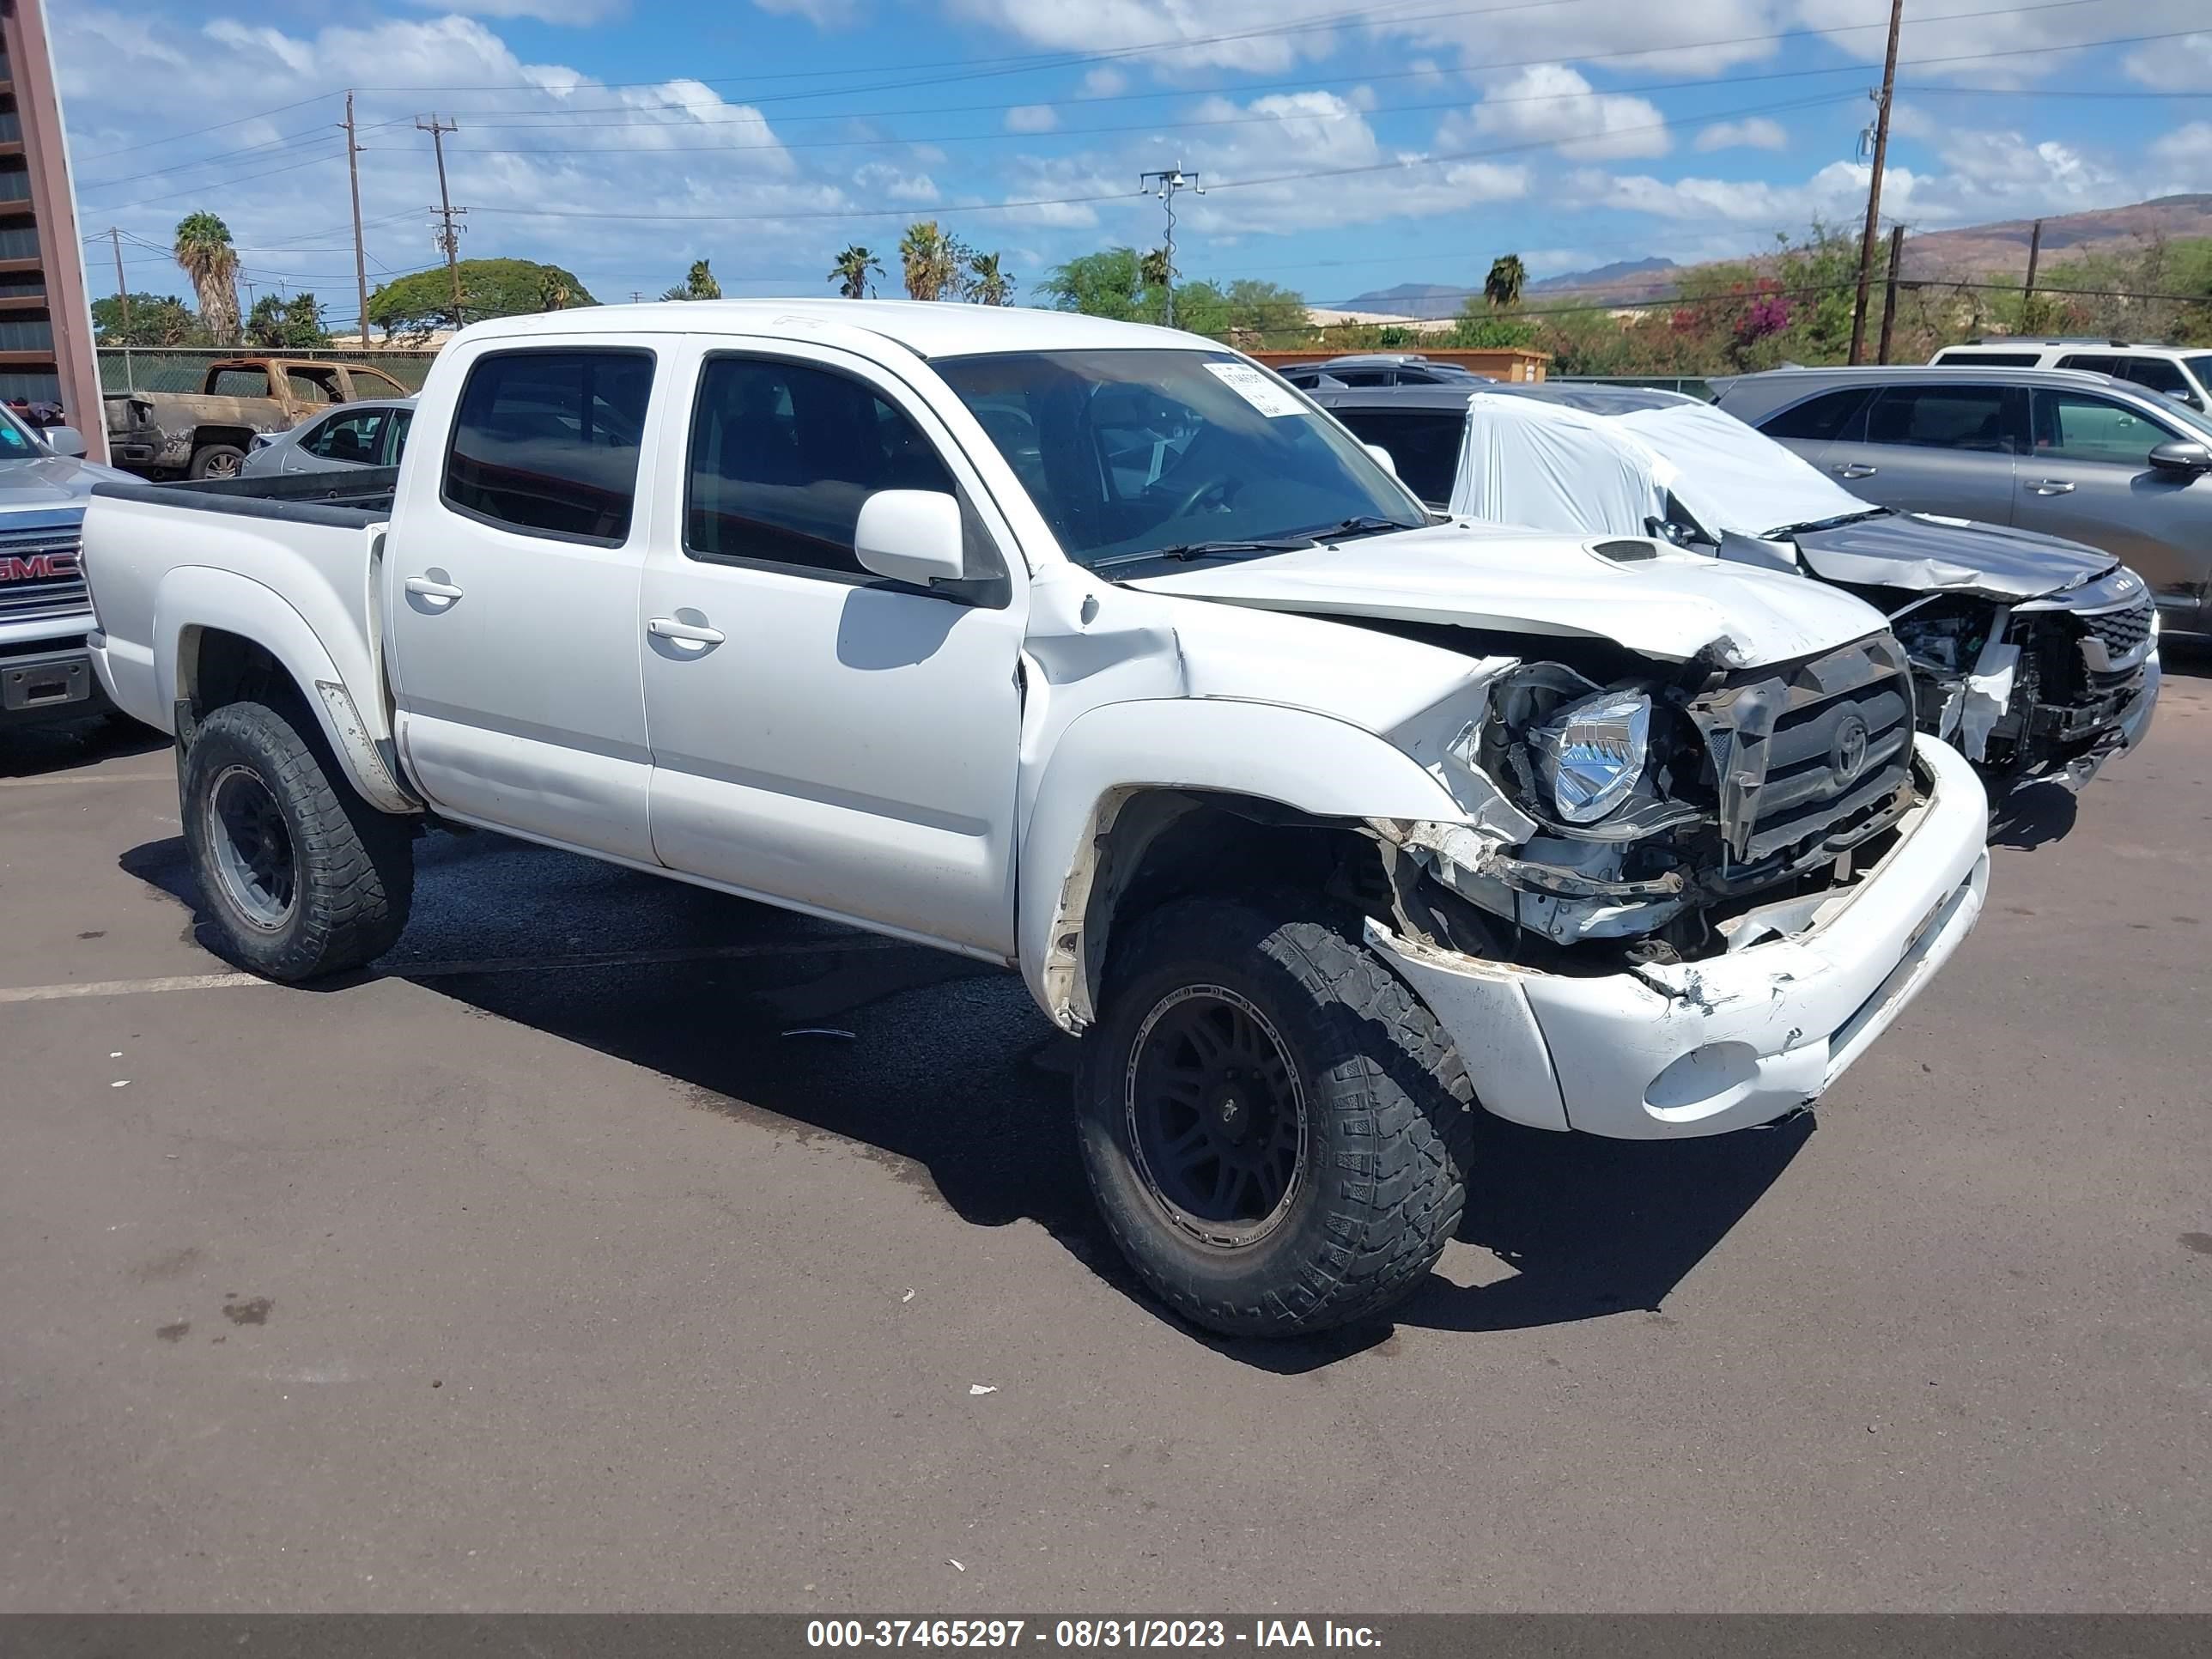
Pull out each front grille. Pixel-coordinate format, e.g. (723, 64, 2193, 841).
(0, 526, 88, 624)
(2073, 590, 2154, 676)
(1690, 634, 1917, 874)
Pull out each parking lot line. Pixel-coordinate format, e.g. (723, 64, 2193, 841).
(0, 933, 931, 1005)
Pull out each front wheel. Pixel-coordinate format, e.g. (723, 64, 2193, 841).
(179, 700, 413, 981)
(1077, 899, 1475, 1337)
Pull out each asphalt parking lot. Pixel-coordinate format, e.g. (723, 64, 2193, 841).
(3, 647, 2208, 1614)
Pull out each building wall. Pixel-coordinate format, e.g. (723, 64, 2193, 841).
(0, 0, 104, 459)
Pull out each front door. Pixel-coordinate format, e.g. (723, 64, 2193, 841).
(384, 344, 661, 863)
(2015, 388, 2211, 607)
(635, 340, 1027, 957)
(1822, 382, 2026, 521)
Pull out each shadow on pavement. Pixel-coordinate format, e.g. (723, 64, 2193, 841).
(119, 826, 1803, 1373)
(0, 714, 165, 779)
(1987, 780, 2079, 852)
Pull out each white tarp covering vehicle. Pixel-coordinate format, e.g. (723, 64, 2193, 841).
(1431, 386, 2160, 787)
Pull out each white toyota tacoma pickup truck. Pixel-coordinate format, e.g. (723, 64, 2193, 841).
(81, 302, 1991, 1337)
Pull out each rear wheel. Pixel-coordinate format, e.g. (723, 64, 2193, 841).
(1077, 899, 1474, 1337)
(179, 700, 413, 981)
(188, 443, 246, 481)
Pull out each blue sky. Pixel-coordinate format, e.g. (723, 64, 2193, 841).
(53, 1, 2212, 325)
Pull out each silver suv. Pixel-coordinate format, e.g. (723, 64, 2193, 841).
(1712, 364, 2212, 633)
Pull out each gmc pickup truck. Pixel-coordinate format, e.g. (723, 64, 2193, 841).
(82, 302, 1991, 1337)
(1, 402, 131, 731)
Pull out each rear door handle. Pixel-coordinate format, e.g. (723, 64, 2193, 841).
(1834, 463, 1879, 479)
(404, 574, 464, 601)
(2028, 478, 2075, 495)
(647, 617, 726, 647)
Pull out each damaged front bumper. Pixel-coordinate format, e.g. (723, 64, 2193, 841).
(1369, 736, 1990, 1140)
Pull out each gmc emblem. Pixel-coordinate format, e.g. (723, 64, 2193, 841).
(0, 550, 78, 582)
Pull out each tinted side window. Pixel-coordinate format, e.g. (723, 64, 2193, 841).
(1759, 388, 1870, 442)
(1933, 350, 2039, 368)
(1863, 385, 2018, 453)
(2055, 354, 2121, 377)
(1330, 369, 1393, 387)
(2033, 392, 2174, 465)
(1329, 406, 1464, 505)
(2118, 357, 2188, 396)
(302, 408, 387, 462)
(444, 349, 653, 544)
(686, 356, 955, 577)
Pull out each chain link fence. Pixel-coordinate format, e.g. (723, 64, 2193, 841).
(99, 346, 441, 395)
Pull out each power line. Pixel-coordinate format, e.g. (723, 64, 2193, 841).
(91, 147, 349, 214)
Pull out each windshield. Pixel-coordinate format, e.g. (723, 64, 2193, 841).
(933, 348, 1425, 569)
(0, 404, 42, 460)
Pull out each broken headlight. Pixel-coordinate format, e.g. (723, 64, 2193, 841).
(1524, 689, 1650, 824)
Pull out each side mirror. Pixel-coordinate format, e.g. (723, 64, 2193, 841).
(1362, 443, 1398, 477)
(2147, 440, 2212, 475)
(45, 426, 87, 459)
(854, 489, 967, 586)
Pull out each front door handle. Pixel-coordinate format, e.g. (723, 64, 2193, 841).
(2028, 478, 2075, 495)
(647, 616, 726, 647)
(404, 574, 464, 601)
(1834, 462, 1879, 479)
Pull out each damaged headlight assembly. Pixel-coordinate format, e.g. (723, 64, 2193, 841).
(1524, 689, 1651, 824)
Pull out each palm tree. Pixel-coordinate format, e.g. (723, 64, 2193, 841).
(173, 211, 240, 345)
(899, 221, 958, 301)
(538, 270, 573, 312)
(685, 258, 721, 301)
(830, 245, 883, 299)
(968, 251, 1015, 307)
(1484, 252, 1528, 311)
(1139, 246, 1174, 292)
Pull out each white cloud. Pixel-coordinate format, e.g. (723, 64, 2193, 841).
(750, 0, 864, 27)
(1081, 66, 1129, 96)
(853, 163, 940, 204)
(1461, 64, 1669, 161)
(1694, 117, 1788, 154)
(1795, 0, 2210, 88)
(2149, 122, 2212, 187)
(2126, 33, 2212, 93)
(404, 0, 628, 22)
(1005, 105, 1059, 134)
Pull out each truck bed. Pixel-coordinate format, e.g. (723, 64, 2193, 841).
(89, 466, 398, 526)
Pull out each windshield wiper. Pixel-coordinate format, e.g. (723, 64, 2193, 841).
(1310, 515, 1419, 542)
(1095, 536, 1317, 569)
(1765, 507, 1891, 538)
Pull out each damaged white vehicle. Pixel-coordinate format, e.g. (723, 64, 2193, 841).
(1315, 381, 2160, 789)
(80, 303, 1990, 1338)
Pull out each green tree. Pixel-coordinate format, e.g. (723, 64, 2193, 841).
(246, 291, 330, 349)
(90, 293, 206, 345)
(367, 258, 597, 340)
(173, 212, 240, 346)
(662, 258, 722, 301)
(1484, 254, 1528, 311)
(967, 250, 1015, 307)
(900, 222, 970, 301)
(830, 245, 884, 299)
(538, 268, 575, 312)
(1036, 247, 1149, 320)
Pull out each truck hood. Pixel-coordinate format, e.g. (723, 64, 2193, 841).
(1122, 522, 1891, 670)
(0, 453, 133, 507)
(1793, 511, 2117, 601)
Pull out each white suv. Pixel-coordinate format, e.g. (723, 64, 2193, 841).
(1930, 340, 2212, 412)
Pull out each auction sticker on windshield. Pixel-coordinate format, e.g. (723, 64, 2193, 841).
(1204, 362, 1307, 417)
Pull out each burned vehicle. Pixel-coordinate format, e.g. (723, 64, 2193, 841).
(1316, 381, 2160, 790)
(102, 357, 413, 482)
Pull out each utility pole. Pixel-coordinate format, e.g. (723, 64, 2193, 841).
(416, 114, 465, 331)
(1847, 0, 1905, 365)
(2021, 218, 2045, 332)
(108, 228, 131, 336)
(1877, 223, 1905, 364)
(1139, 163, 1202, 329)
(341, 93, 370, 347)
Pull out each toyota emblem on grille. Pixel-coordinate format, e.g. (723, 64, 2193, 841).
(1830, 713, 1870, 788)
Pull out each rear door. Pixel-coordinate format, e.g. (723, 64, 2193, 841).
(383, 343, 660, 862)
(1821, 381, 2026, 521)
(2014, 387, 2211, 605)
(283, 405, 390, 471)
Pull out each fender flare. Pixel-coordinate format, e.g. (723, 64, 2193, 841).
(155, 564, 418, 816)
(1017, 696, 1468, 1030)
